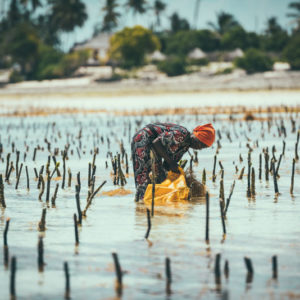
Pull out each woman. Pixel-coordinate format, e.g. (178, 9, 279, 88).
(131, 122, 215, 201)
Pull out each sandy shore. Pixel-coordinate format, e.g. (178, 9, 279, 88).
(1, 70, 300, 97)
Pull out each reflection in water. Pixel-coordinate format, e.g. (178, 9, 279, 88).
(0, 102, 299, 299)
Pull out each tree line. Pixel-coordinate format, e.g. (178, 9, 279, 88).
(0, 0, 299, 82)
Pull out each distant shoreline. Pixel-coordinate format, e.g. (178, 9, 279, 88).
(1, 70, 300, 98)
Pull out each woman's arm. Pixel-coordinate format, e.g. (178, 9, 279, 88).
(151, 139, 179, 173)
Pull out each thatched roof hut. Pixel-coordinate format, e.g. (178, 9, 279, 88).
(148, 50, 166, 61)
(188, 48, 207, 60)
(73, 33, 112, 61)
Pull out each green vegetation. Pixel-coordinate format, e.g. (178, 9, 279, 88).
(157, 57, 187, 76)
(0, 0, 299, 81)
(235, 49, 273, 74)
(109, 25, 160, 69)
(283, 34, 300, 69)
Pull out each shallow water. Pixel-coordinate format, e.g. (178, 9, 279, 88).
(0, 98, 300, 299)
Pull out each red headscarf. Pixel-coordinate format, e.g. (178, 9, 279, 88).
(193, 123, 215, 147)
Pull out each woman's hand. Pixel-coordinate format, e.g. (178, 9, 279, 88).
(152, 139, 179, 173)
(169, 162, 180, 173)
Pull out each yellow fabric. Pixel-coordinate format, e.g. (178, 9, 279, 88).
(144, 167, 190, 206)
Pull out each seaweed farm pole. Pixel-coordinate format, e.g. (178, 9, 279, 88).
(251, 167, 255, 197)
(25, 166, 29, 190)
(205, 192, 209, 243)
(244, 257, 254, 283)
(224, 180, 235, 216)
(224, 260, 229, 280)
(64, 262, 70, 299)
(214, 253, 221, 286)
(290, 158, 295, 194)
(282, 140, 286, 156)
(51, 183, 59, 207)
(5, 153, 10, 180)
(15, 163, 23, 189)
(150, 150, 156, 217)
(82, 181, 107, 217)
(38, 175, 45, 201)
(15, 150, 20, 179)
(76, 172, 81, 193)
(247, 153, 251, 197)
(75, 186, 82, 225)
(62, 150, 66, 189)
(295, 131, 299, 161)
(112, 252, 123, 296)
(10, 256, 17, 300)
(212, 155, 217, 182)
(259, 153, 262, 180)
(219, 197, 226, 236)
(272, 255, 278, 279)
(4, 217, 10, 246)
(0, 174, 6, 208)
(275, 154, 283, 178)
(38, 236, 44, 272)
(165, 257, 172, 294)
(145, 208, 152, 239)
(73, 214, 79, 246)
(45, 170, 51, 203)
(272, 161, 279, 195)
(38, 208, 46, 232)
(264, 150, 269, 181)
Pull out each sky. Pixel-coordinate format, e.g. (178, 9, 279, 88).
(63, 0, 294, 50)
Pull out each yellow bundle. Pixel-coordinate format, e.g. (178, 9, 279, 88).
(144, 167, 190, 205)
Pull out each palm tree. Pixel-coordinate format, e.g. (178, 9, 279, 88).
(208, 11, 240, 35)
(193, 0, 201, 29)
(265, 17, 283, 35)
(101, 0, 120, 32)
(48, 0, 87, 33)
(170, 13, 190, 32)
(287, 1, 300, 31)
(153, 0, 165, 27)
(126, 0, 147, 15)
(20, 0, 42, 12)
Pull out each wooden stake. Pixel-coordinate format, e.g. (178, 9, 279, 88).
(272, 161, 279, 195)
(259, 153, 262, 180)
(251, 167, 255, 197)
(290, 158, 295, 194)
(73, 214, 79, 245)
(82, 181, 107, 216)
(244, 257, 254, 283)
(25, 166, 29, 190)
(238, 167, 245, 180)
(64, 262, 70, 299)
(212, 155, 217, 182)
(214, 253, 221, 285)
(224, 260, 229, 279)
(45, 170, 51, 202)
(75, 186, 82, 225)
(145, 208, 151, 239)
(38, 236, 44, 272)
(0, 174, 6, 208)
(165, 257, 172, 294)
(15, 163, 23, 189)
(272, 255, 278, 279)
(205, 192, 209, 243)
(112, 252, 122, 295)
(4, 218, 10, 246)
(224, 181, 235, 216)
(10, 256, 17, 300)
(51, 183, 59, 206)
(38, 208, 46, 232)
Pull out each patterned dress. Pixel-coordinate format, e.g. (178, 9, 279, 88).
(131, 123, 191, 201)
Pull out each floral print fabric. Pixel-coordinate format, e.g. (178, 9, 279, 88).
(131, 122, 190, 200)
